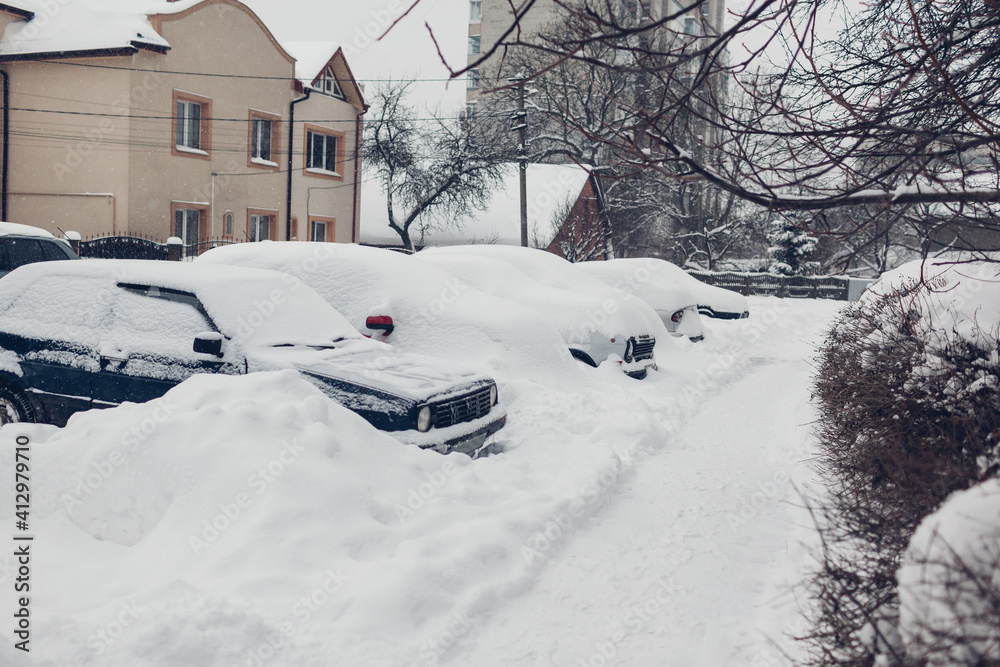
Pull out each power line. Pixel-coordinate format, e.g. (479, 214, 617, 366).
(49, 59, 464, 83)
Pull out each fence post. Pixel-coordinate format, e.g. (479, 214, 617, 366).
(166, 236, 183, 262)
(63, 230, 82, 256)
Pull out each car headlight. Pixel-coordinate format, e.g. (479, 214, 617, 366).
(489, 384, 498, 406)
(671, 310, 684, 324)
(417, 406, 432, 432)
(623, 339, 634, 362)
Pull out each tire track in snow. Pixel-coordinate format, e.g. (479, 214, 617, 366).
(447, 298, 844, 667)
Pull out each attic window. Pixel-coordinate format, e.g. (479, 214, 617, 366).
(318, 68, 344, 100)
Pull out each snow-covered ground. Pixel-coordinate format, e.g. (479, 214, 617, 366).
(0, 297, 845, 667)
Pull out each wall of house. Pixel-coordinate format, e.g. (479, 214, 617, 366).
(130, 0, 294, 242)
(2, 57, 133, 236)
(290, 87, 362, 244)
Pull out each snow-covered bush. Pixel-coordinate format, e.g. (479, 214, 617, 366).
(898, 477, 1000, 666)
(767, 218, 819, 276)
(803, 260, 1000, 665)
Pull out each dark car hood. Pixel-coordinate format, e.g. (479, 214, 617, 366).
(247, 338, 492, 404)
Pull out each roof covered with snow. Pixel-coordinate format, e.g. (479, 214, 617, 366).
(282, 40, 341, 87)
(0, 0, 252, 59)
(361, 163, 592, 246)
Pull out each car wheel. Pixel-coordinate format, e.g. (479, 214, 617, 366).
(0, 386, 35, 425)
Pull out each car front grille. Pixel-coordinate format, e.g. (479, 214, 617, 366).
(631, 336, 655, 361)
(433, 386, 493, 429)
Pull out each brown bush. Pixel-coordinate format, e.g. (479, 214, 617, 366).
(801, 278, 1000, 665)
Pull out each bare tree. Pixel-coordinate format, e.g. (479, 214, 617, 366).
(363, 81, 510, 250)
(403, 0, 1000, 256)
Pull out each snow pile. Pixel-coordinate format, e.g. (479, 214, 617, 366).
(416, 246, 668, 346)
(196, 242, 578, 383)
(898, 477, 1000, 665)
(0, 296, 841, 666)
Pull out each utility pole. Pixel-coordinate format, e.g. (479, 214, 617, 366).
(510, 76, 528, 247)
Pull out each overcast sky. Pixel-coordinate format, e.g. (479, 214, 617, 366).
(243, 0, 471, 114)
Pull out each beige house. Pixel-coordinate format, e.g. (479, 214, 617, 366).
(0, 0, 366, 248)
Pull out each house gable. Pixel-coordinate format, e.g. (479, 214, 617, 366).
(149, 0, 294, 67)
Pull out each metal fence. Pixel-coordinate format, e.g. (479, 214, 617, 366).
(73, 235, 242, 261)
(686, 270, 871, 301)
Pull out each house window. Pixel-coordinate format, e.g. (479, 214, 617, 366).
(467, 68, 480, 90)
(173, 91, 211, 157)
(251, 118, 271, 161)
(319, 69, 345, 99)
(468, 35, 481, 55)
(311, 220, 327, 242)
(248, 211, 275, 242)
(470, 0, 481, 23)
(249, 111, 280, 168)
(303, 125, 344, 178)
(466, 102, 478, 118)
(172, 204, 207, 257)
(224, 211, 234, 237)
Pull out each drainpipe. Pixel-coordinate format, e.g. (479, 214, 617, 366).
(352, 109, 365, 243)
(286, 88, 312, 241)
(1, 69, 8, 221)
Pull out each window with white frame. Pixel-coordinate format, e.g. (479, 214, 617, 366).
(175, 99, 205, 151)
(468, 35, 481, 55)
(470, 0, 481, 23)
(306, 129, 339, 174)
(318, 68, 345, 99)
(250, 117, 272, 162)
(311, 220, 327, 242)
(249, 213, 273, 242)
(174, 208, 200, 245)
(224, 212, 234, 237)
(467, 68, 480, 90)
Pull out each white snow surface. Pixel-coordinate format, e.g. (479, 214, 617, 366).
(0, 0, 205, 57)
(282, 41, 341, 87)
(416, 245, 667, 346)
(0, 221, 56, 238)
(0, 296, 843, 666)
(897, 477, 1000, 664)
(195, 242, 579, 384)
(866, 258, 1000, 350)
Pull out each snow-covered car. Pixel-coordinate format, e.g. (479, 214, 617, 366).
(195, 242, 573, 377)
(581, 258, 750, 321)
(0, 260, 506, 455)
(576, 259, 706, 340)
(0, 221, 78, 277)
(414, 245, 666, 379)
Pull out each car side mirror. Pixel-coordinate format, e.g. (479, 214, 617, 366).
(193, 332, 224, 357)
(365, 315, 394, 337)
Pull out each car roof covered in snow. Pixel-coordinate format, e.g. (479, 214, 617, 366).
(195, 242, 577, 376)
(416, 245, 665, 344)
(0, 221, 56, 238)
(578, 258, 749, 318)
(0, 259, 361, 347)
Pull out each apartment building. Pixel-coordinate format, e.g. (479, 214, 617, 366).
(466, 0, 726, 109)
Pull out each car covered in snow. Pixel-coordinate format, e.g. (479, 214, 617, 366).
(0, 221, 78, 277)
(0, 260, 506, 455)
(195, 242, 574, 377)
(414, 245, 667, 379)
(575, 259, 706, 340)
(579, 258, 750, 322)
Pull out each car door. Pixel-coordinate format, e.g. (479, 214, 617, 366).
(92, 283, 242, 407)
(0, 274, 111, 424)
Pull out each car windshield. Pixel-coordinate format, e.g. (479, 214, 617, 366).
(193, 274, 362, 348)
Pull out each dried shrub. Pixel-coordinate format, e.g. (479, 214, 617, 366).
(802, 275, 1000, 665)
